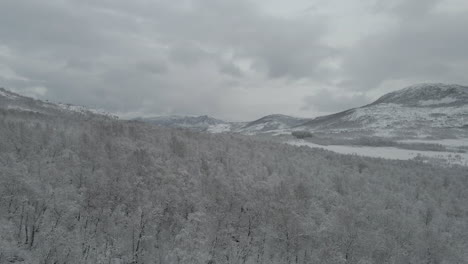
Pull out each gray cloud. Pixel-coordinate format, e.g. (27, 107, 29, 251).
(339, 0, 468, 91)
(1, 0, 468, 119)
(0, 0, 334, 119)
(219, 62, 243, 78)
(302, 89, 369, 112)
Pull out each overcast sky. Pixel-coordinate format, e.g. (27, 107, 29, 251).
(1, 0, 468, 120)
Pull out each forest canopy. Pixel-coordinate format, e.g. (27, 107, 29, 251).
(0, 108, 467, 263)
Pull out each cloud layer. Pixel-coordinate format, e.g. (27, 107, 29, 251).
(1, 0, 467, 120)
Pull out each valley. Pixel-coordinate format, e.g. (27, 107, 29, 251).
(138, 83, 468, 166)
(1, 84, 468, 263)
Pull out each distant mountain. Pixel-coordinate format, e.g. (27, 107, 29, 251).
(0, 87, 116, 119)
(5, 83, 467, 139)
(237, 114, 309, 135)
(138, 83, 468, 138)
(298, 83, 468, 137)
(137, 84, 468, 138)
(138, 114, 309, 135)
(137, 115, 227, 131)
(372, 83, 468, 107)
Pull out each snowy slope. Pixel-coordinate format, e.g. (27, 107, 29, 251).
(137, 115, 233, 132)
(289, 140, 468, 166)
(139, 84, 468, 138)
(298, 83, 468, 138)
(372, 83, 468, 107)
(0, 88, 116, 118)
(138, 114, 309, 135)
(235, 114, 309, 135)
(6, 82, 466, 139)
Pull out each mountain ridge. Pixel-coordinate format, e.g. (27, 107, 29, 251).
(0, 87, 117, 119)
(138, 83, 468, 137)
(2, 83, 467, 138)
(297, 83, 468, 137)
(371, 83, 468, 107)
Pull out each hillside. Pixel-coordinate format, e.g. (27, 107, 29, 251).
(298, 83, 468, 138)
(372, 83, 468, 107)
(138, 114, 307, 135)
(0, 88, 117, 122)
(235, 114, 308, 135)
(0, 89, 468, 263)
(136, 115, 229, 132)
(138, 84, 468, 139)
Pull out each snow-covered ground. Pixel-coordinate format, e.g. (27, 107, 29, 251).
(56, 103, 113, 116)
(207, 123, 232, 133)
(397, 138, 468, 147)
(348, 103, 468, 131)
(288, 140, 468, 166)
(418, 97, 458, 106)
(6, 105, 38, 113)
(0, 89, 18, 99)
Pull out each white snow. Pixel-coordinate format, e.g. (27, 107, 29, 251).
(207, 124, 232, 133)
(345, 103, 468, 136)
(288, 140, 468, 166)
(6, 105, 39, 113)
(272, 130, 293, 136)
(418, 97, 458, 106)
(0, 90, 18, 99)
(57, 103, 114, 117)
(58, 104, 88, 113)
(398, 139, 468, 147)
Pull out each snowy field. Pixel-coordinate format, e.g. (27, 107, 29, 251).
(288, 140, 468, 166)
(397, 138, 468, 147)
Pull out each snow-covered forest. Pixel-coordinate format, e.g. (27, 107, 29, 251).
(1, 107, 467, 264)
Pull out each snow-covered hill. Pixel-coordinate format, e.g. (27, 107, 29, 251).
(0, 87, 116, 119)
(137, 83, 468, 138)
(235, 114, 309, 135)
(4, 83, 468, 139)
(298, 83, 468, 138)
(137, 115, 230, 132)
(138, 114, 308, 134)
(2, 85, 467, 166)
(372, 83, 468, 107)
(134, 84, 468, 166)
